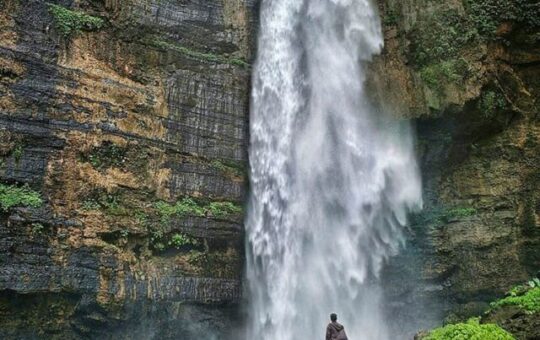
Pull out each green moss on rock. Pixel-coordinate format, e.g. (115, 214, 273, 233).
(47, 3, 104, 38)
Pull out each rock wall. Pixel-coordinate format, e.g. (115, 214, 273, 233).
(373, 0, 540, 336)
(0, 0, 257, 338)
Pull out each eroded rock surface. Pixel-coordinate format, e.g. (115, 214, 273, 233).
(374, 0, 540, 337)
(0, 0, 256, 338)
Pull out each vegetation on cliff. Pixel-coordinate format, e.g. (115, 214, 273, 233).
(47, 3, 104, 38)
(154, 198, 242, 222)
(423, 318, 514, 340)
(421, 278, 540, 339)
(490, 279, 540, 313)
(151, 38, 249, 68)
(0, 183, 42, 211)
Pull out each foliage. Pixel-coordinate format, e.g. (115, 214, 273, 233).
(31, 223, 44, 235)
(211, 160, 245, 178)
(154, 198, 242, 222)
(424, 318, 514, 340)
(446, 207, 477, 219)
(82, 142, 127, 169)
(478, 91, 507, 117)
(464, 0, 540, 38)
(411, 205, 477, 226)
(420, 60, 468, 93)
(410, 9, 478, 67)
(151, 38, 249, 68)
(154, 198, 205, 222)
(0, 183, 42, 211)
(207, 201, 242, 217)
(47, 4, 104, 38)
(169, 233, 198, 249)
(80, 193, 127, 216)
(12, 144, 23, 163)
(383, 8, 399, 26)
(150, 229, 165, 251)
(491, 285, 540, 313)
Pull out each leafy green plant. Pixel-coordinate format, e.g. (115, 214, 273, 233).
(409, 9, 478, 67)
(424, 318, 514, 340)
(150, 229, 165, 251)
(81, 199, 100, 211)
(168, 233, 198, 249)
(491, 286, 540, 313)
(420, 60, 468, 93)
(12, 144, 23, 163)
(0, 183, 42, 211)
(207, 201, 242, 217)
(47, 4, 104, 38)
(31, 223, 44, 235)
(82, 142, 127, 170)
(120, 229, 129, 238)
(464, 0, 540, 38)
(154, 198, 242, 222)
(479, 90, 507, 117)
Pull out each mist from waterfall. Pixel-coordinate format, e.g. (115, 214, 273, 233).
(245, 0, 423, 339)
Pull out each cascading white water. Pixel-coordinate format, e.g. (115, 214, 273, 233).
(246, 0, 423, 339)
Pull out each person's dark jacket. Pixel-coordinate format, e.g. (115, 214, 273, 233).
(326, 321, 348, 340)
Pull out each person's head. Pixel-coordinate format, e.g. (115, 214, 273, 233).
(330, 313, 337, 322)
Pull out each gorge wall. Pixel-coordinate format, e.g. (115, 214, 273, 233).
(373, 0, 540, 335)
(0, 0, 257, 338)
(0, 0, 538, 339)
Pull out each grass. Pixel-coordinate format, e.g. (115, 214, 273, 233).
(47, 3, 104, 38)
(424, 318, 514, 340)
(151, 38, 249, 68)
(0, 183, 42, 211)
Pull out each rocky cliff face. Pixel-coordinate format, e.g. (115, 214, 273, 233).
(0, 0, 257, 338)
(373, 0, 540, 336)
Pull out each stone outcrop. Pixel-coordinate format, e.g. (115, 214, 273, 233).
(373, 0, 540, 337)
(0, 0, 257, 338)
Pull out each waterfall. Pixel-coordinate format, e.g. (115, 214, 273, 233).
(246, 0, 423, 339)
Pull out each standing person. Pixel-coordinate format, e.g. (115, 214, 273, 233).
(326, 313, 348, 340)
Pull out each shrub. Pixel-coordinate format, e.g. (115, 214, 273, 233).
(169, 233, 198, 249)
(0, 183, 42, 211)
(491, 286, 540, 313)
(47, 4, 104, 38)
(207, 201, 242, 217)
(424, 318, 515, 340)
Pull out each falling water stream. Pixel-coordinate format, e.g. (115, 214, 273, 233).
(246, 0, 423, 339)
